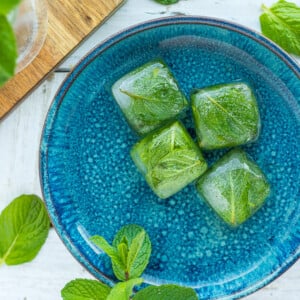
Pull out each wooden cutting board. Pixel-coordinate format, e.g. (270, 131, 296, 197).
(0, 0, 124, 120)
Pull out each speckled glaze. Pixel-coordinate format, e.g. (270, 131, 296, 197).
(40, 17, 300, 299)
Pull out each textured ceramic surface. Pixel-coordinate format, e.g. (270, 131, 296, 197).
(40, 17, 300, 299)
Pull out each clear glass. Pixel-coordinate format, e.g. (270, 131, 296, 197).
(11, 0, 48, 72)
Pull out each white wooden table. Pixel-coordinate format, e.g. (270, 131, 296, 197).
(0, 0, 299, 299)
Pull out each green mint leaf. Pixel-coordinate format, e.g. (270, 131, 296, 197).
(61, 279, 111, 300)
(118, 238, 129, 267)
(0, 195, 50, 265)
(260, 0, 300, 55)
(155, 0, 180, 5)
(90, 235, 126, 281)
(107, 278, 143, 300)
(127, 230, 145, 272)
(133, 284, 198, 300)
(150, 149, 204, 183)
(0, 15, 17, 87)
(0, 0, 21, 15)
(90, 235, 124, 268)
(113, 224, 151, 281)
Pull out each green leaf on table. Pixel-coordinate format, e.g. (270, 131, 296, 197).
(260, 0, 300, 55)
(61, 279, 111, 300)
(107, 278, 143, 300)
(0, 195, 50, 265)
(155, 0, 180, 5)
(0, 0, 21, 15)
(113, 224, 151, 281)
(0, 15, 17, 87)
(133, 284, 198, 300)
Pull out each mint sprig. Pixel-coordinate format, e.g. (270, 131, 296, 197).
(62, 224, 198, 300)
(0, 194, 50, 265)
(91, 224, 151, 281)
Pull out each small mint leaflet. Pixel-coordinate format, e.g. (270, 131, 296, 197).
(90, 234, 129, 281)
(107, 278, 143, 300)
(133, 284, 198, 300)
(90, 235, 124, 268)
(117, 239, 129, 268)
(0, 194, 50, 265)
(127, 230, 145, 272)
(61, 279, 111, 300)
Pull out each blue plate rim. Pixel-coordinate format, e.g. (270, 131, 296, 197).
(39, 15, 300, 299)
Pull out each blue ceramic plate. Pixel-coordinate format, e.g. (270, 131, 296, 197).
(40, 17, 300, 299)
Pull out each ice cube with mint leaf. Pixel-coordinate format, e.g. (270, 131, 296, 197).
(112, 60, 188, 135)
(131, 121, 207, 199)
(191, 82, 260, 150)
(196, 149, 270, 227)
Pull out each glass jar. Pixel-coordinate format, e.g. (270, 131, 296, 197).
(10, 0, 48, 72)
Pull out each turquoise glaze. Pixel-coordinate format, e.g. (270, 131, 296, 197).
(40, 17, 300, 299)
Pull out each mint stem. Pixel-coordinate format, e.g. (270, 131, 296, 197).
(125, 271, 129, 281)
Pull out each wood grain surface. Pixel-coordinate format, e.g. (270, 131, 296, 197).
(0, 0, 124, 120)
